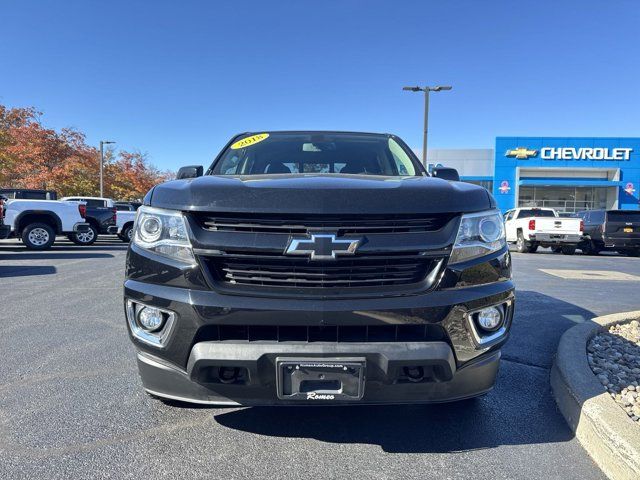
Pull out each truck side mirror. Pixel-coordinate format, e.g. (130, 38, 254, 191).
(432, 167, 460, 182)
(176, 165, 203, 180)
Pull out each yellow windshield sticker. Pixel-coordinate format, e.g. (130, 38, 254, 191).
(230, 133, 269, 149)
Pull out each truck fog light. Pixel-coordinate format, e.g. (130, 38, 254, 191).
(403, 366, 425, 383)
(476, 306, 502, 331)
(218, 367, 240, 384)
(138, 306, 164, 332)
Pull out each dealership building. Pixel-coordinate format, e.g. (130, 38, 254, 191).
(430, 137, 640, 213)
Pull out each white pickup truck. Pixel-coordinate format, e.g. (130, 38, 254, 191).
(114, 203, 136, 242)
(0, 197, 90, 249)
(504, 207, 584, 254)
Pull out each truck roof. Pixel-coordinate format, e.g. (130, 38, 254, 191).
(61, 196, 112, 201)
(510, 207, 556, 211)
(238, 130, 392, 136)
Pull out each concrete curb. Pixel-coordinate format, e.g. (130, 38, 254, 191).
(551, 310, 640, 480)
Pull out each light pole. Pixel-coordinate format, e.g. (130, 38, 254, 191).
(402, 85, 452, 168)
(99, 140, 115, 197)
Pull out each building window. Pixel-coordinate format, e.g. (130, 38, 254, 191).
(518, 186, 609, 213)
(463, 180, 493, 191)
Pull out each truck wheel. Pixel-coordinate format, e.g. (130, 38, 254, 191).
(551, 247, 562, 254)
(516, 232, 530, 253)
(71, 225, 98, 246)
(120, 224, 133, 243)
(22, 223, 55, 250)
(561, 246, 576, 255)
(626, 250, 640, 257)
(581, 241, 600, 256)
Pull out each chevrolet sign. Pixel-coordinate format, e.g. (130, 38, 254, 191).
(540, 147, 632, 161)
(505, 147, 537, 159)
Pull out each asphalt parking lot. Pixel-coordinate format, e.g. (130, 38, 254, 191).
(2, 238, 639, 479)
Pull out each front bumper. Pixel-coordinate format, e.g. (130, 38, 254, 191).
(138, 347, 502, 405)
(0, 224, 10, 239)
(124, 239, 514, 405)
(125, 278, 514, 405)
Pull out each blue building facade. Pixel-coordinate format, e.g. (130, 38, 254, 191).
(488, 137, 640, 213)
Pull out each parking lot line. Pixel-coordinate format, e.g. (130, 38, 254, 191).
(539, 269, 640, 281)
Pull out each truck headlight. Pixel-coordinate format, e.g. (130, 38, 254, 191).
(449, 210, 506, 264)
(132, 206, 195, 264)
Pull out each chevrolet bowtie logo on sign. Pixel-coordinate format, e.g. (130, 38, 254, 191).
(285, 234, 361, 261)
(505, 147, 538, 159)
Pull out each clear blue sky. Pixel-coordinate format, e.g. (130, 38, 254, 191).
(2, 0, 639, 170)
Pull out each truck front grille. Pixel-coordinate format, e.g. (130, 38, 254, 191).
(203, 252, 441, 290)
(194, 212, 453, 235)
(193, 323, 447, 343)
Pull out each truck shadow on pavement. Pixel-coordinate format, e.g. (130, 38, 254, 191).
(0, 265, 57, 278)
(0, 252, 115, 260)
(212, 292, 597, 453)
(0, 238, 125, 256)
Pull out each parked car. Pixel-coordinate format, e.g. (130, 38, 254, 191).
(60, 196, 118, 245)
(124, 131, 514, 406)
(0, 198, 89, 249)
(577, 209, 640, 256)
(0, 188, 57, 200)
(503, 207, 583, 254)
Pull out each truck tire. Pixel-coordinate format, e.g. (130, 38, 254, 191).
(581, 241, 600, 256)
(561, 246, 576, 255)
(626, 250, 640, 257)
(516, 232, 535, 253)
(22, 222, 55, 250)
(70, 225, 98, 246)
(551, 247, 562, 253)
(120, 224, 133, 243)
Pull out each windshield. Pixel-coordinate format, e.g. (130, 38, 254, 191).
(210, 132, 422, 176)
(517, 209, 556, 218)
(607, 211, 640, 222)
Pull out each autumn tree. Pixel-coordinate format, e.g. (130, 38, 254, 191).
(105, 150, 172, 201)
(0, 105, 40, 185)
(0, 102, 171, 199)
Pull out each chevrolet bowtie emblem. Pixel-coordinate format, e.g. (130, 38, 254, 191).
(506, 147, 538, 159)
(285, 234, 361, 261)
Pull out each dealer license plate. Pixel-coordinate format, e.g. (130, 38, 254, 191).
(276, 358, 365, 401)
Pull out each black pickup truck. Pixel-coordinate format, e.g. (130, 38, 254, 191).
(124, 131, 514, 406)
(60, 197, 117, 245)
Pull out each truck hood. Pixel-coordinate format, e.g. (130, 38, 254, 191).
(149, 174, 494, 214)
